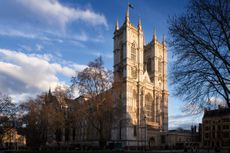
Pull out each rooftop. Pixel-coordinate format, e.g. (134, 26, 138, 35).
(203, 107, 230, 118)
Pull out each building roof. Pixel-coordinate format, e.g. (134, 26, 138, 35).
(203, 108, 230, 118)
(168, 128, 192, 134)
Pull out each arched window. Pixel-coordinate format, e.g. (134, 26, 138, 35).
(145, 93, 153, 122)
(152, 98, 155, 121)
(156, 96, 160, 122)
(131, 42, 136, 61)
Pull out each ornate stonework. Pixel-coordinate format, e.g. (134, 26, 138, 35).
(112, 6, 169, 147)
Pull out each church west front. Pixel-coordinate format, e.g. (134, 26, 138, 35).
(111, 6, 169, 148)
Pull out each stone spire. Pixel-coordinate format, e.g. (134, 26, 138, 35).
(125, 5, 130, 23)
(115, 19, 119, 31)
(153, 28, 157, 41)
(162, 34, 166, 46)
(138, 17, 142, 30)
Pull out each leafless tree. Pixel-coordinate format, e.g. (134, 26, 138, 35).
(71, 57, 113, 148)
(0, 93, 15, 115)
(0, 92, 16, 143)
(169, 0, 230, 112)
(19, 89, 66, 149)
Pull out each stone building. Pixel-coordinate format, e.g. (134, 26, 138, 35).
(202, 107, 230, 149)
(38, 6, 169, 148)
(2, 128, 26, 147)
(111, 6, 168, 147)
(166, 127, 200, 149)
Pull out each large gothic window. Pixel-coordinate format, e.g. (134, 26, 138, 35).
(131, 42, 136, 61)
(156, 96, 160, 122)
(145, 93, 153, 122)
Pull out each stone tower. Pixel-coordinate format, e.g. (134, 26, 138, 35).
(112, 6, 168, 147)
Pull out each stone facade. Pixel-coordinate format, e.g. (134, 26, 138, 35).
(166, 127, 200, 149)
(112, 6, 169, 147)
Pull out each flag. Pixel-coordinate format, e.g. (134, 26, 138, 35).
(128, 3, 134, 9)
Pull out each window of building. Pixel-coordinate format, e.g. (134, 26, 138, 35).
(218, 125, 221, 130)
(223, 118, 230, 122)
(205, 133, 209, 138)
(212, 132, 215, 138)
(145, 94, 153, 122)
(131, 42, 136, 61)
(156, 96, 160, 122)
(223, 125, 229, 130)
(204, 141, 207, 146)
(223, 132, 229, 138)
(213, 125, 215, 130)
(134, 125, 137, 136)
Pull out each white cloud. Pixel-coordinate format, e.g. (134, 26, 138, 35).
(0, 26, 103, 49)
(0, 49, 86, 102)
(74, 31, 104, 42)
(0, 0, 107, 47)
(0, 27, 52, 42)
(16, 0, 108, 28)
(169, 113, 202, 129)
(0, 28, 37, 39)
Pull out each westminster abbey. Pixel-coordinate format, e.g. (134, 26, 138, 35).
(111, 6, 169, 147)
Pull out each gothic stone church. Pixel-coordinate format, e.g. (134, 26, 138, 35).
(111, 7, 169, 147)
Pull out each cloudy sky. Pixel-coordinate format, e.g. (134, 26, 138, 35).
(0, 0, 201, 129)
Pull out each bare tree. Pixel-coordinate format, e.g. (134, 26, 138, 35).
(20, 89, 66, 149)
(71, 57, 113, 148)
(22, 98, 44, 149)
(169, 0, 230, 111)
(0, 93, 14, 115)
(0, 93, 16, 143)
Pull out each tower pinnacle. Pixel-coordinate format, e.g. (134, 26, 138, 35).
(115, 19, 119, 31)
(162, 34, 166, 45)
(125, 5, 130, 23)
(153, 28, 157, 41)
(138, 17, 142, 30)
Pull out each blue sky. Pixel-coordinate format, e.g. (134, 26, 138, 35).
(0, 0, 201, 129)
